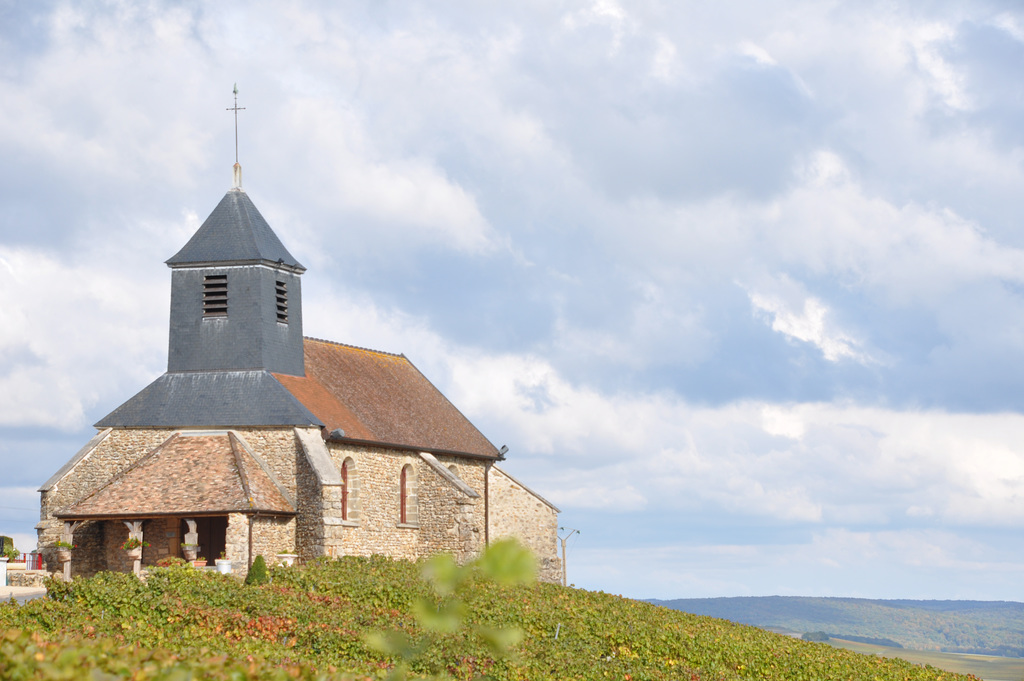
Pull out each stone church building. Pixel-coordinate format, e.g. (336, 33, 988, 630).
(37, 165, 560, 582)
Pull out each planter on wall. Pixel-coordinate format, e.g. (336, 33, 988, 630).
(276, 553, 298, 567)
(127, 548, 142, 560)
(57, 549, 72, 563)
(192, 559, 207, 568)
(215, 559, 232, 574)
(182, 545, 198, 562)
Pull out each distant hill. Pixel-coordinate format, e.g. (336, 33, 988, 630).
(649, 596, 1024, 657)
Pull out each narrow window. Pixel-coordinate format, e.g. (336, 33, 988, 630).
(400, 465, 408, 524)
(203, 274, 228, 317)
(341, 460, 349, 521)
(275, 280, 288, 323)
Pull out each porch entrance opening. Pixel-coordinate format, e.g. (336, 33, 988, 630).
(180, 516, 227, 562)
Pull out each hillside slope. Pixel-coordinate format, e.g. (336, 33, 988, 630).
(0, 557, 978, 680)
(651, 596, 1024, 656)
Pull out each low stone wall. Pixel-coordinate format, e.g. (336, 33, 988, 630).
(8, 571, 48, 588)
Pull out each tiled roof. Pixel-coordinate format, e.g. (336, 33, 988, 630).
(59, 432, 295, 519)
(95, 370, 323, 428)
(165, 189, 304, 270)
(274, 338, 500, 459)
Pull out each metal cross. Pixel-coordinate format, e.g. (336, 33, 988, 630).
(226, 83, 246, 163)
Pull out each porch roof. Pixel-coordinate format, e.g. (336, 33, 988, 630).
(57, 432, 295, 520)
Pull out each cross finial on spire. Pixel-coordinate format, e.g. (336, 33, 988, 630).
(226, 83, 246, 165)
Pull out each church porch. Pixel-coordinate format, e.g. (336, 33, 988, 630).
(52, 431, 296, 578)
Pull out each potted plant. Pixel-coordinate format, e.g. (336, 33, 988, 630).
(192, 556, 208, 568)
(215, 550, 232, 574)
(275, 550, 298, 567)
(180, 542, 199, 562)
(54, 540, 76, 563)
(122, 537, 149, 560)
(3, 543, 22, 570)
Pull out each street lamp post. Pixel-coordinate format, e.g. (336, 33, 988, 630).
(558, 527, 579, 587)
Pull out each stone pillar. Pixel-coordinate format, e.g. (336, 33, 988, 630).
(61, 521, 76, 582)
(225, 513, 249, 574)
(123, 520, 143, 577)
(182, 519, 199, 561)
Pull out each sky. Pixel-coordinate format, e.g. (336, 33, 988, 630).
(2, 0, 1024, 601)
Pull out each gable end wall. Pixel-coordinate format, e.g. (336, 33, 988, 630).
(487, 466, 561, 583)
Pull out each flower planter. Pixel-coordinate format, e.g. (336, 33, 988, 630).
(182, 546, 198, 562)
(57, 549, 72, 563)
(192, 559, 208, 568)
(215, 559, 232, 575)
(276, 553, 298, 567)
(126, 547, 142, 560)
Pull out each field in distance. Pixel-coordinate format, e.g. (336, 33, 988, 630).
(824, 637, 1024, 681)
(651, 596, 1024, 658)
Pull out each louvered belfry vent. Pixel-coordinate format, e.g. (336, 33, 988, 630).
(203, 274, 229, 318)
(275, 280, 288, 323)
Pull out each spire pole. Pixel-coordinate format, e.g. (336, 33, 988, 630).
(226, 84, 246, 188)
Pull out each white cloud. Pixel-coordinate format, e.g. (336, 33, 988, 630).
(909, 22, 972, 111)
(562, 0, 632, 54)
(650, 34, 679, 82)
(761, 405, 806, 440)
(0, 487, 41, 553)
(0, 246, 165, 430)
(737, 40, 777, 67)
(749, 291, 871, 363)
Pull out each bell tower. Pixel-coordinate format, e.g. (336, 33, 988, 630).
(93, 88, 322, 429)
(164, 171, 306, 376)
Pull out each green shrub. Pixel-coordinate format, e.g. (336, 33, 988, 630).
(246, 555, 269, 585)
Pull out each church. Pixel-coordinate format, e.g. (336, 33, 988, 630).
(36, 162, 561, 583)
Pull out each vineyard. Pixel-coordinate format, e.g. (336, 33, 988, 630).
(0, 548, 978, 680)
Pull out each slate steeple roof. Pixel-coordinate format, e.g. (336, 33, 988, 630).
(166, 188, 305, 271)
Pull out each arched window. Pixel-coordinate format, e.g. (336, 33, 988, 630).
(398, 463, 417, 527)
(339, 457, 358, 523)
(400, 465, 409, 524)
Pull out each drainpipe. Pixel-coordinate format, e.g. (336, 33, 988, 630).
(248, 514, 254, 571)
(484, 462, 491, 547)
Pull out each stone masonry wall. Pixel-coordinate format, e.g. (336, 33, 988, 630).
(232, 428, 303, 501)
(67, 520, 104, 577)
(251, 516, 296, 566)
(39, 428, 176, 572)
(295, 449, 326, 562)
(487, 466, 561, 583)
(317, 443, 486, 563)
